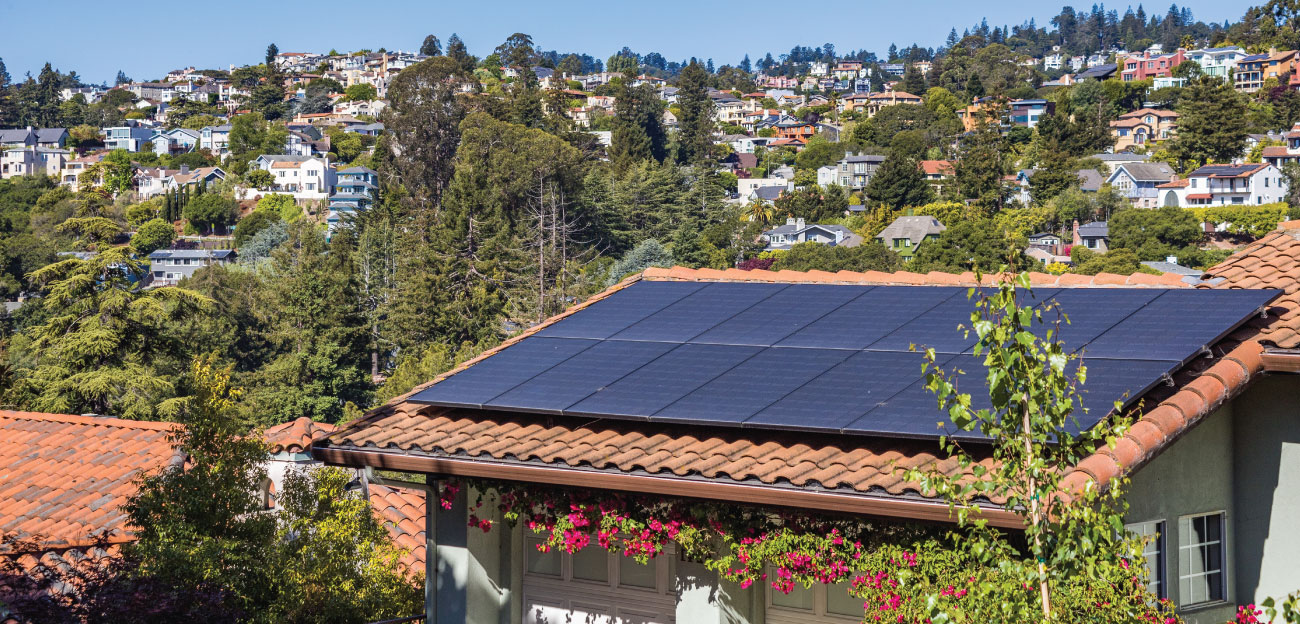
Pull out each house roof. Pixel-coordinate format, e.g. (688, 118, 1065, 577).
(0, 411, 180, 552)
(148, 249, 235, 260)
(1091, 152, 1149, 162)
(1189, 163, 1270, 178)
(1156, 178, 1189, 188)
(1119, 108, 1178, 120)
(1262, 146, 1292, 158)
(1076, 168, 1104, 192)
(751, 186, 784, 200)
(1077, 221, 1109, 238)
(369, 484, 425, 572)
(875, 215, 946, 245)
(265, 417, 337, 454)
(920, 160, 953, 176)
(1114, 162, 1176, 183)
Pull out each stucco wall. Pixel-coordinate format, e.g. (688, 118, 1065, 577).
(1125, 402, 1236, 624)
(1230, 374, 1300, 608)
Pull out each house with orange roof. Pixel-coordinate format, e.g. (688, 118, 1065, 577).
(1262, 122, 1300, 169)
(1158, 163, 1287, 207)
(1110, 108, 1179, 151)
(863, 90, 923, 117)
(308, 225, 1300, 623)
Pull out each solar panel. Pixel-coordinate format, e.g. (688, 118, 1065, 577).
(409, 280, 1282, 443)
(536, 281, 706, 339)
(567, 343, 763, 419)
(652, 347, 854, 424)
(488, 340, 679, 414)
(776, 286, 959, 349)
(611, 282, 788, 343)
(407, 337, 596, 408)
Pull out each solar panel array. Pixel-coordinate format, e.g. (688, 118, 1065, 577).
(410, 281, 1280, 441)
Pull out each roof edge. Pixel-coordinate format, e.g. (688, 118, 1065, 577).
(0, 410, 178, 432)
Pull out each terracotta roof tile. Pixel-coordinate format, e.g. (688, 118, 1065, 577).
(368, 484, 425, 573)
(0, 411, 179, 553)
(264, 417, 337, 453)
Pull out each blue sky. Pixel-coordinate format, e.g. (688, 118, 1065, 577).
(1, 0, 1259, 85)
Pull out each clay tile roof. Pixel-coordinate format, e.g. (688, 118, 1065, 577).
(264, 417, 337, 454)
(1198, 220, 1300, 350)
(1156, 178, 1189, 188)
(368, 484, 425, 572)
(1262, 146, 1292, 157)
(0, 411, 180, 553)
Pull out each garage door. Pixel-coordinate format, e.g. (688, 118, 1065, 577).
(522, 536, 676, 624)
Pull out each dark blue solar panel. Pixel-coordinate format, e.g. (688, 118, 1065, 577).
(407, 337, 596, 408)
(693, 284, 872, 346)
(1084, 289, 1279, 361)
(611, 283, 788, 343)
(488, 340, 679, 413)
(652, 348, 853, 424)
(535, 281, 706, 339)
(567, 343, 763, 419)
(776, 286, 960, 349)
(745, 351, 948, 432)
(1030, 288, 1163, 351)
(867, 289, 989, 353)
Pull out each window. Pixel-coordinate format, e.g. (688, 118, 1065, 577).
(1178, 512, 1226, 606)
(1127, 521, 1167, 599)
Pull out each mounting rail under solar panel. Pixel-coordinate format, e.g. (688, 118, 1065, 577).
(409, 281, 1282, 441)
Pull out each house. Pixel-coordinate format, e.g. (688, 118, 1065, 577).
(747, 185, 785, 204)
(1107, 162, 1177, 208)
(920, 159, 954, 193)
(1091, 151, 1150, 169)
(874, 215, 945, 260)
(309, 227, 1300, 624)
(147, 249, 236, 286)
(345, 122, 384, 137)
(103, 122, 155, 152)
(1110, 108, 1179, 150)
(1074, 220, 1109, 251)
(1235, 50, 1298, 92)
(828, 153, 886, 190)
(331, 165, 378, 212)
(1261, 122, 1300, 169)
(59, 153, 102, 190)
(833, 60, 864, 79)
(737, 177, 790, 200)
(1076, 168, 1105, 192)
(863, 91, 923, 117)
(200, 124, 231, 157)
(150, 128, 200, 155)
(0, 126, 68, 148)
(1120, 49, 1187, 82)
(1160, 163, 1287, 207)
(1187, 46, 1247, 82)
(249, 155, 335, 200)
(762, 217, 861, 250)
(959, 98, 1055, 132)
(0, 146, 68, 179)
(1077, 63, 1118, 80)
(772, 120, 816, 141)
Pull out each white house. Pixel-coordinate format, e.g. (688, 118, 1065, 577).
(150, 128, 200, 155)
(1188, 46, 1248, 83)
(200, 125, 231, 157)
(737, 177, 791, 200)
(1159, 163, 1287, 207)
(762, 217, 862, 250)
(250, 155, 336, 200)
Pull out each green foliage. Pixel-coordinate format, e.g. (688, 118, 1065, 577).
(234, 210, 281, 248)
(605, 239, 674, 285)
(1108, 206, 1204, 262)
(912, 218, 1031, 273)
(768, 241, 902, 273)
(245, 169, 275, 189)
(866, 154, 934, 210)
(905, 274, 1166, 623)
(125, 199, 162, 227)
(795, 135, 846, 172)
(130, 218, 176, 256)
(1169, 77, 1248, 170)
(343, 83, 378, 102)
(1069, 246, 1150, 275)
(12, 247, 210, 418)
(256, 193, 300, 222)
(1190, 203, 1290, 238)
(236, 220, 290, 265)
(609, 82, 667, 169)
(374, 339, 496, 404)
(675, 61, 715, 164)
(184, 194, 240, 234)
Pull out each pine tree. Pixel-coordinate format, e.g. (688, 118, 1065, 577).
(740, 54, 752, 73)
(675, 61, 715, 165)
(1169, 77, 1248, 168)
(446, 33, 475, 72)
(610, 82, 667, 170)
(114, 69, 129, 86)
(866, 154, 933, 210)
(265, 43, 279, 68)
(419, 34, 442, 57)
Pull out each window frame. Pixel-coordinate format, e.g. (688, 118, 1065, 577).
(1177, 511, 1228, 608)
(1126, 519, 1168, 600)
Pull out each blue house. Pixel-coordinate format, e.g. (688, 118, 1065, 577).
(331, 166, 378, 210)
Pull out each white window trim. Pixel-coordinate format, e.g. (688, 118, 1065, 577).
(1126, 519, 1168, 600)
(1177, 510, 1228, 609)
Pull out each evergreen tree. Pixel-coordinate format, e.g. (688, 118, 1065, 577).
(866, 154, 933, 210)
(0, 57, 9, 87)
(1028, 150, 1078, 205)
(419, 34, 442, 57)
(954, 106, 1010, 210)
(1169, 76, 1248, 169)
(114, 69, 129, 86)
(740, 54, 752, 73)
(900, 64, 927, 95)
(446, 33, 475, 72)
(610, 82, 667, 170)
(265, 43, 279, 68)
(675, 61, 715, 165)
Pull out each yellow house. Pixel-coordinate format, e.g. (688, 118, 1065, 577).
(1109, 108, 1178, 151)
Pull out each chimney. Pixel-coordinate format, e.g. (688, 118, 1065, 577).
(1072, 219, 1082, 246)
(796, 217, 805, 230)
(786, 217, 796, 226)
(1166, 255, 1179, 264)
(180, 164, 189, 174)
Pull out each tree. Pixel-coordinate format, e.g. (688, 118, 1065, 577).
(245, 168, 274, 189)
(1283, 161, 1300, 209)
(1169, 77, 1248, 169)
(1028, 149, 1079, 205)
(1108, 205, 1204, 261)
(115, 69, 130, 86)
(495, 32, 537, 69)
(769, 241, 902, 273)
(912, 218, 1030, 273)
(446, 33, 475, 72)
(609, 82, 667, 169)
(266, 43, 280, 68)
(256, 192, 300, 222)
(900, 64, 927, 95)
(606, 239, 674, 285)
(866, 154, 933, 210)
(13, 247, 209, 418)
(954, 109, 1010, 209)
(906, 273, 1170, 623)
(233, 210, 280, 248)
(1070, 246, 1146, 274)
(184, 194, 239, 234)
(675, 61, 715, 164)
(131, 217, 176, 255)
(420, 34, 442, 57)
(344, 83, 378, 102)
(382, 56, 472, 208)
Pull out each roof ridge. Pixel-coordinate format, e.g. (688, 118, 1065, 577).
(0, 410, 178, 431)
(641, 266, 1189, 288)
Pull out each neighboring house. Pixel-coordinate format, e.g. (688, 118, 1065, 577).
(1161, 163, 1287, 207)
(103, 123, 155, 152)
(331, 165, 378, 213)
(1236, 51, 1298, 93)
(738, 177, 790, 201)
(1261, 122, 1300, 169)
(0, 146, 68, 179)
(829, 152, 886, 190)
(1074, 220, 1109, 251)
(200, 124, 232, 157)
(747, 185, 785, 204)
(1120, 49, 1187, 81)
(345, 122, 384, 137)
(874, 215, 945, 260)
(772, 120, 816, 141)
(150, 128, 200, 155)
(1107, 162, 1177, 208)
(60, 153, 102, 190)
(1188, 46, 1248, 82)
(0, 127, 68, 148)
(1076, 168, 1105, 192)
(958, 98, 1055, 131)
(920, 159, 954, 194)
(249, 155, 335, 200)
(1077, 63, 1118, 80)
(1091, 151, 1150, 169)
(311, 242, 1300, 624)
(147, 249, 237, 287)
(1110, 108, 1179, 150)
(761, 217, 862, 250)
(864, 91, 922, 117)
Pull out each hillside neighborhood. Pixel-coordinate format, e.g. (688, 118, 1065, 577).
(2, 2, 1300, 623)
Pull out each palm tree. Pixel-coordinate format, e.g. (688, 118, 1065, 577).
(743, 199, 773, 224)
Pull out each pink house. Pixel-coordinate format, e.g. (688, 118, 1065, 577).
(1121, 50, 1187, 82)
